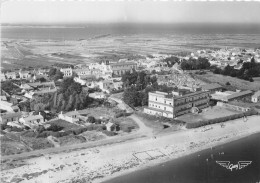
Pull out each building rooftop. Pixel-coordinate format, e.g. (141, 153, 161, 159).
(28, 81, 55, 88)
(64, 110, 80, 117)
(23, 114, 44, 121)
(252, 90, 260, 98)
(0, 112, 22, 119)
(201, 83, 223, 91)
(225, 90, 253, 101)
(110, 61, 136, 66)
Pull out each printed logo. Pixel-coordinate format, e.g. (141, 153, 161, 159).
(216, 161, 252, 171)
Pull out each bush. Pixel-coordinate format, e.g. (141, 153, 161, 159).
(95, 119, 102, 124)
(87, 116, 96, 123)
(102, 130, 116, 136)
(21, 131, 38, 137)
(10, 127, 23, 132)
(0, 124, 8, 130)
(46, 124, 63, 132)
(36, 125, 45, 133)
(121, 126, 131, 133)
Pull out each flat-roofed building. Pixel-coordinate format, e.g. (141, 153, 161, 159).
(224, 90, 253, 102)
(144, 90, 210, 118)
(74, 68, 92, 77)
(201, 83, 223, 94)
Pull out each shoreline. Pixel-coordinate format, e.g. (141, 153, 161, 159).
(99, 129, 260, 183)
(1, 116, 260, 183)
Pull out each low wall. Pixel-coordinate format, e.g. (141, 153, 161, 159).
(217, 102, 250, 112)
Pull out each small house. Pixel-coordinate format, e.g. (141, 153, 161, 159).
(19, 113, 44, 127)
(58, 110, 80, 123)
(0, 112, 22, 124)
(106, 122, 116, 131)
(252, 91, 260, 103)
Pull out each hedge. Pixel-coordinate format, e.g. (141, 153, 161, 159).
(36, 124, 106, 138)
(186, 110, 258, 129)
(102, 130, 117, 136)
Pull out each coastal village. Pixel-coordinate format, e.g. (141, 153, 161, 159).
(1, 46, 260, 183)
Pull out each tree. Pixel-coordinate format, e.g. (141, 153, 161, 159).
(87, 116, 96, 123)
(123, 86, 139, 107)
(34, 103, 45, 113)
(18, 101, 31, 112)
(36, 77, 47, 83)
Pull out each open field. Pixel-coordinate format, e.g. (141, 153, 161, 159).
(177, 106, 240, 123)
(193, 72, 260, 91)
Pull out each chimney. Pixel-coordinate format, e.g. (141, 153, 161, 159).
(75, 109, 77, 111)
(61, 111, 63, 114)
(39, 112, 41, 115)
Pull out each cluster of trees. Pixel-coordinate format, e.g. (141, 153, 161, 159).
(19, 77, 96, 113)
(180, 57, 210, 70)
(162, 56, 180, 67)
(48, 68, 64, 81)
(122, 71, 175, 108)
(122, 71, 157, 90)
(212, 58, 260, 81)
(1, 80, 21, 94)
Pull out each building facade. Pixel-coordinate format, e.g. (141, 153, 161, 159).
(110, 62, 137, 76)
(144, 90, 210, 118)
(252, 91, 260, 103)
(60, 68, 73, 77)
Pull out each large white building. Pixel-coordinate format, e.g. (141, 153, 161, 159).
(144, 90, 210, 118)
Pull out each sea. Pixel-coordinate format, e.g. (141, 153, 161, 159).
(1, 23, 260, 49)
(104, 133, 260, 183)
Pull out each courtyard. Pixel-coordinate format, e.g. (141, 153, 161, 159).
(177, 106, 241, 123)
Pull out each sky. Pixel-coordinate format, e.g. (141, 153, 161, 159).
(1, 1, 260, 24)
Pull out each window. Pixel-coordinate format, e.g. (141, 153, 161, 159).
(155, 97, 157, 101)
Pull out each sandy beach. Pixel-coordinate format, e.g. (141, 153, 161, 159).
(1, 115, 260, 183)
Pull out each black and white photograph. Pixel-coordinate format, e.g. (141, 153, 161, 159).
(1, 0, 260, 182)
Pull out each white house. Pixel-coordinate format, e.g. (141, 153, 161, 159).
(106, 122, 116, 131)
(60, 68, 73, 77)
(5, 72, 17, 80)
(0, 72, 6, 81)
(0, 101, 20, 113)
(19, 70, 31, 79)
(58, 110, 80, 123)
(252, 91, 260, 103)
(19, 113, 44, 127)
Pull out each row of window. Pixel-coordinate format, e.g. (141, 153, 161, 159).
(149, 103, 172, 111)
(175, 95, 208, 106)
